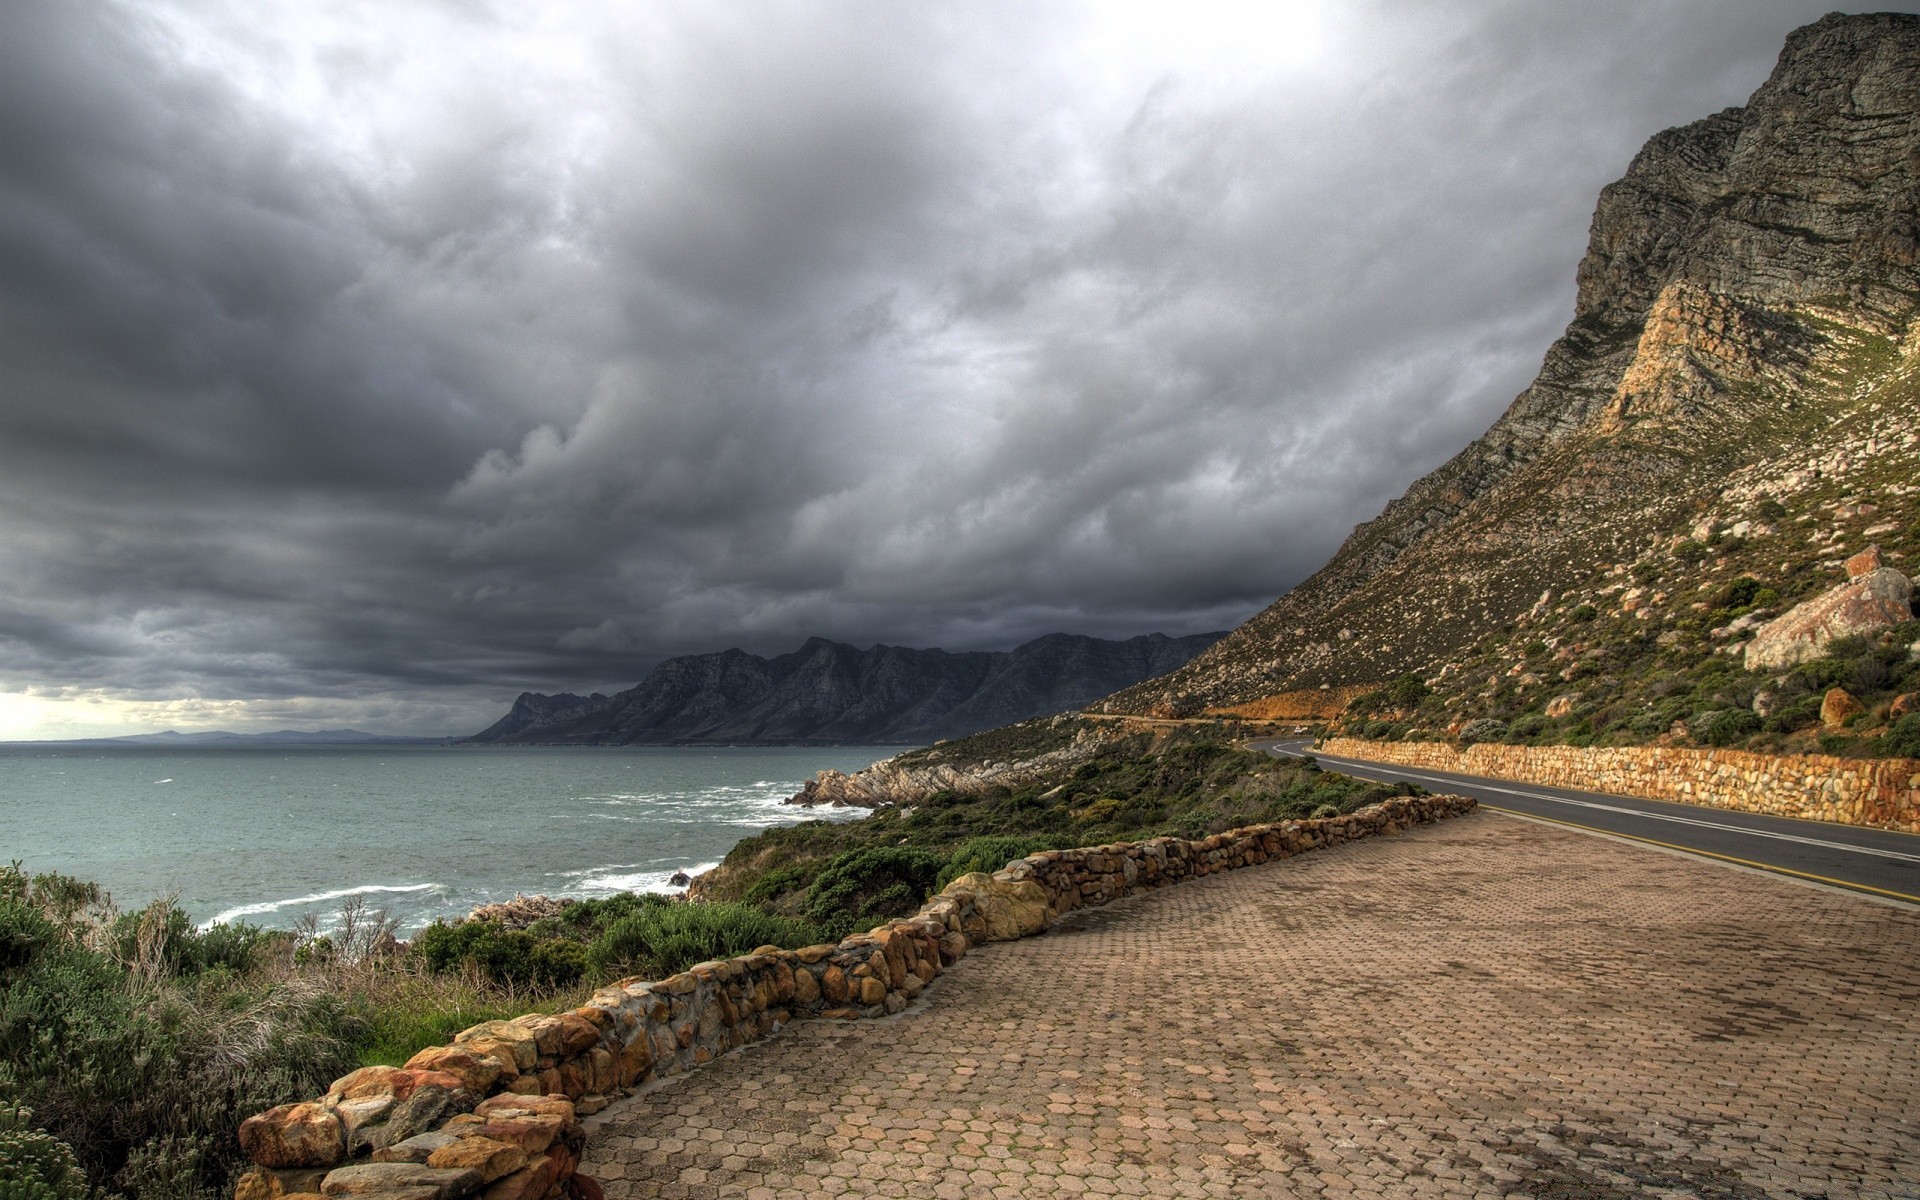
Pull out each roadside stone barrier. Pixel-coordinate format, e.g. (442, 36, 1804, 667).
(1322, 737, 1920, 832)
(233, 793, 1477, 1200)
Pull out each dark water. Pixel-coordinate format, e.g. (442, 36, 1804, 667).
(0, 744, 888, 932)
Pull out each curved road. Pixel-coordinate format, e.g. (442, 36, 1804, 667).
(1260, 738, 1920, 905)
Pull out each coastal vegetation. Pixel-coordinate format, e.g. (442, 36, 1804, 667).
(0, 729, 1406, 1199)
(693, 729, 1414, 927)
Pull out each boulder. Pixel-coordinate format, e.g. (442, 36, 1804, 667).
(1846, 545, 1883, 578)
(1891, 692, 1919, 719)
(320, 1164, 483, 1199)
(479, 1157, 558, 1200)
(426, 1137, 527, 1183)
(403, 1047, 505, 1095)
(1822, 688, 1866, 730)
(453, 1022, 538, 1073)
(938, 873, 1051, 941)
(1745, 568, 1912, 671)
(373, 1132, 463, 1165)
(1545, 694, 1580, 719)
(239, 1103, 346, 1170)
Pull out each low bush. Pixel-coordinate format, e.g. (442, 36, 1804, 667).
(0, 1104, 87, 1200)
(1697, 708, 1763, 747)
(412, 921, 588, 990)
(803, 848, 946, 936)
(1885, 713, 1920, 759)
(934, 835, 1066, 891)
(586, 903, 827, 978)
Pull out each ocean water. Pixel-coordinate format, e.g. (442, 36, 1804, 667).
(0, 744, 890, 933)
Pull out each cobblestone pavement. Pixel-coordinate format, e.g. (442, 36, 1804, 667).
(584, 812, 1920, 1199)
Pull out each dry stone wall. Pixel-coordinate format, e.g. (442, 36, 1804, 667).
(232, 794, 1476, 1200)
(1322, 737, 1920, 832)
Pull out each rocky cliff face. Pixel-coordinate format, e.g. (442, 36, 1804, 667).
(1101, 12, 1920, 716)
(463, 632, 1221, 745)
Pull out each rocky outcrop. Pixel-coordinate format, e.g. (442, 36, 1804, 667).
(464, 632, 1221, 746)
(1101, 13, 1920, 715)
(461, 895, 576, 930)
(1745, 551, 1913, 670)
(790, 725, 1110, 807)
(235, 795, 1477, 1200)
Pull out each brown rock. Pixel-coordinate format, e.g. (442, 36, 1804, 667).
(790, 966, 819, 1006)
(372, 1132, 462, 1164)
(328, 1066, 403, 1103)
(462, 1118, 563, 1156)
(240, 1103, 346, 1170)
(473, 1094, 575, 1127)
(319, 1163, 483, 1199)
(481, 1158, 559, 1200)
(550, 1015, 601, 1057)
(1545, 694, 1580, 719)
(938, 873, 1051, 941)
(1822, 688, 1866, 730)
(821, 966, 848, 1004)
(793, 944, 836, 964)
(403, 1048, 503, 1097)
(454, 1022, 539, 1073)
(1891, 692, 1919, 719)
(1847, 544, 1884, 578)
(858, 976, 887, 1006)
(616, 1037, 653, 1088)
(427, 1137, 527, 1184)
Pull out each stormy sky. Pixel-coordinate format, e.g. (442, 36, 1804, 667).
(0, 1, 1906, 738)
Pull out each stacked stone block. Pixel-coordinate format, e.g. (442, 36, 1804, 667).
(1323, 738, 1920, 832)
(234, 793, 1476, 1200)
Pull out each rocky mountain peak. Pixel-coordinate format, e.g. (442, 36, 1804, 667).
(1101, 12, 1920, 718)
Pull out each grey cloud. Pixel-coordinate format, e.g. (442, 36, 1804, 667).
(0, 0, 1907, 734)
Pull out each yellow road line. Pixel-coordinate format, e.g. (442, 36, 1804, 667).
(1480, 803, 1920, 905)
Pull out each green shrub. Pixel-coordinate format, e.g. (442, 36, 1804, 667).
(1570, 604, 1598, 623)
(935, 836, 1064, 892)
(803, 848, 945, 933)
(1697, 708, 1763, 747)
(587, 904, 826, 978)
(740, 862, 826, 908)
(412, 922, 586, 990)
(1764, 695, 1823, 734)
(1885, 714, 1920, 759)
(0, 1105, 86, 1200)
(1457, 718, 1507, 744)
(1508, 714, 1550, 741)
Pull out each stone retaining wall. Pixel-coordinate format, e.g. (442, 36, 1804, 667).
(233, 793, 1477, 1200)
(1321, 737, 1920, 832)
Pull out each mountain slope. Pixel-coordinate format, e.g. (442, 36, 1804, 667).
(464, 632, 1222, 745)
(1099, 11, 1920, 721)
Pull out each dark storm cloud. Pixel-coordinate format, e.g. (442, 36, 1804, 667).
(0, 0, 1905, 735)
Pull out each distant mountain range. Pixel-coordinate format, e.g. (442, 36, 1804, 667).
(463, 632, 1224, 746)
(33, 729, 448, 747)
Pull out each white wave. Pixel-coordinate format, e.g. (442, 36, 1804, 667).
(153, 778, 173, 784)
(565, 860, 720, 895)
(205, 881, 442, 927)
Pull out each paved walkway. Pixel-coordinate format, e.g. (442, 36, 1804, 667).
(583, 813, 1920, 1199)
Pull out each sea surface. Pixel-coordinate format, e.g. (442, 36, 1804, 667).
(0, 744, 890, 933)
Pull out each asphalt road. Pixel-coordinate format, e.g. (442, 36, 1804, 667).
(1258, 738, 1920, 905)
